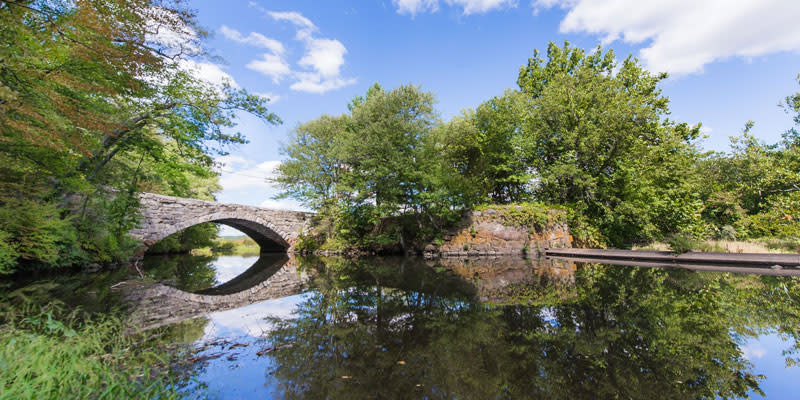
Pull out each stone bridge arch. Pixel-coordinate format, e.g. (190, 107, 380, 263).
(119, 257, 311, 331)
(129, 193, 313, 254)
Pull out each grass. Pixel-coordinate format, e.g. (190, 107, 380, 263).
(634, 239, 800, 254)
(190, 235, 261, 257)
(0, 306, 180, 400)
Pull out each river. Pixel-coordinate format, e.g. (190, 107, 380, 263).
(8, 254, 800, 399)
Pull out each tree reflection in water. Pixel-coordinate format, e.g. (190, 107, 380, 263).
(263, 257, 800, 399)
(142, 254, 218, 292)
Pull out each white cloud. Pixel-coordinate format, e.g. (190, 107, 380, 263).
(253, 91, 281, 103)
(266, 10, 316, 32)
(144, 6, 201, 58)
(258, 198, 306, 211)
(179, 59, 239, 89)
(220, 25, 285, 55)
(394, 0, 439, 16)
(255, 9, 355, 94)
(533, 0, 800, 76)
(394, 0, 515, 16)
(216, 160, 281, 191)
(246, 53, 292, 83)
(290, 73, 357, 94)
(214, 157, 308, 211)
(741, 343, 767, 360)
(298, 38, 348, 78)
(448, 0, 517, 14)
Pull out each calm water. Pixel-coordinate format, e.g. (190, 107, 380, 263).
(16, 254, 800, 398)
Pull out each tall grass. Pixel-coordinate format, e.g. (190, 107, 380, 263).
(0, 305, 180, 400)
(635, 239, 800, 254)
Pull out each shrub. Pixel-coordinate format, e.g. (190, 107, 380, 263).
(716, 225, 738, 241)
(667, 233, 699, 254)
(742, 192, 800, 239)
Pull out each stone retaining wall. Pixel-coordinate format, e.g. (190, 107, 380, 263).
(424, 206, 572, 258)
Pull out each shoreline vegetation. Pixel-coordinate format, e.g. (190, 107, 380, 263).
(273, 44, 800, 259)
(1, 1, 799, 398)
(0, 1, 797, 274)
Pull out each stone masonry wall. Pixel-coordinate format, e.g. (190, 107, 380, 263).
(425, 206, 572, 258)
(118, 260, 310, 331)
(129, 193, 314, 253)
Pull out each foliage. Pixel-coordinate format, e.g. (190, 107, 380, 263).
(667, 232, 700, 254)
(147, 223, 220, 255)
(141, 254, 216, 292)
(0, 304, 179, 400)
(515, 42, 703, 247)
(264, 257, 768, 399)
(482, 203, 566, 232)
(275, 84, 468, 251)
(0, 0, 278, 272)
(435, 90, 530, 204)
(741, 191, 800, 239)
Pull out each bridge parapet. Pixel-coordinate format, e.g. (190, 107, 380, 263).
(129, 193, 313, 253)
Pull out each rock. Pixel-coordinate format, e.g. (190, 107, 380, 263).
(85, 263, 102, 272)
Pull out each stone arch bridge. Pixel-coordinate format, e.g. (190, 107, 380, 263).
(129, 193, 313, 254)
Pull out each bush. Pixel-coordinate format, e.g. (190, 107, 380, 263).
(741, 192, 800, 239)
(0, 198, 87, 274)
(667, 233, 699, 254)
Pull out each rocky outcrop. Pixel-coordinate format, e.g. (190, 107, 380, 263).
(424, 205, 572, 258)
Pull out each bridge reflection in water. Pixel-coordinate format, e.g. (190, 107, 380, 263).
(119, 255, 577, 331)
(116, 254, 800, 399)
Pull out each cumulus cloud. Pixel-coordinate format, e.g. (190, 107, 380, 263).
(532, 0, 800, 76)
(144, 6, 202, 58)
(178, 59, 239, 89)
(246, 53, 291, 83)
(220, 25, 285, 55)
(214, 157, 308, 211)
(394, 0, 516, 16)
(250, 6, 355, 94)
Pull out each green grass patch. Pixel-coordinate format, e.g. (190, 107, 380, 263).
(0, 305, 180, 400)
(476, 203, 567, 232)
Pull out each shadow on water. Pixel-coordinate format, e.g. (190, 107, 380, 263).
(74, 254, 800, 399)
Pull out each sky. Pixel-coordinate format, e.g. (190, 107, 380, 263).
(182, 0, 800, 214)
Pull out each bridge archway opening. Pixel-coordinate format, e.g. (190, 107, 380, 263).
(143, 216, 291, 255)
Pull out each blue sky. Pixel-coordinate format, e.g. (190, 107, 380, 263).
(181, 0, 800, 212)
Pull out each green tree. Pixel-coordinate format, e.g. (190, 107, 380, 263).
(0, 0, 279, 272)
(276, 84, 467, 248)
(436, 90, 529, 204)
(515, 42, 704, 246)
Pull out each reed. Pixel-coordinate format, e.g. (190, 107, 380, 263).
(0, 305, 179, 400)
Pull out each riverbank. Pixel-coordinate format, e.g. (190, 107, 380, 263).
(302, 203, 576, 258)
(634, 239, 800, 254)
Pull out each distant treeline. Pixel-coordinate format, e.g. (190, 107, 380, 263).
(275, 42, 800, 252)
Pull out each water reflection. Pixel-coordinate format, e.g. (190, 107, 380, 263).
(134, 255, 800, 399)
(142, 254, 288, 293)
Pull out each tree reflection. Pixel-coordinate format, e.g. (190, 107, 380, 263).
(142, 254, 217, 292)
(261, 257, 800, 399)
